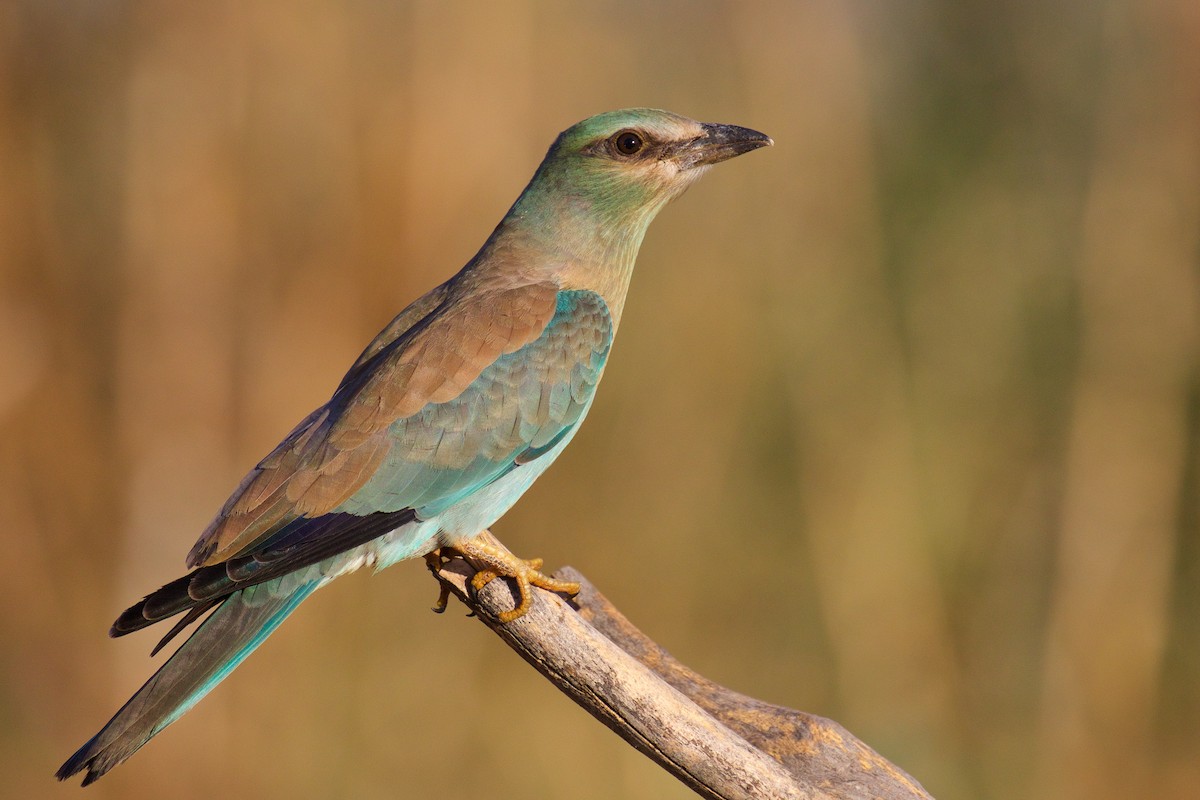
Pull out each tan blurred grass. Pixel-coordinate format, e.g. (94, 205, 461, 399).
(1, 2, 1197, 798)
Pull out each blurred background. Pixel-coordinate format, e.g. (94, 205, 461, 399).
(1, 1, 1197, 798)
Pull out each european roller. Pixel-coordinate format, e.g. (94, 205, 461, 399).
(57, 108, 771, 785)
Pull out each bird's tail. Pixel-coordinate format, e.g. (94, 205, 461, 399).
(56, 576, 319, 786)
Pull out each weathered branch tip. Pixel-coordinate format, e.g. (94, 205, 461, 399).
(427, 533, 933, 800)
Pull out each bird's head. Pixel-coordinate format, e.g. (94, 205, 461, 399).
(505, 109, 771, 256)
(529, 108, 772, 223)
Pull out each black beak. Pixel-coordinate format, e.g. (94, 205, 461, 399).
(678, 122, 773, 169)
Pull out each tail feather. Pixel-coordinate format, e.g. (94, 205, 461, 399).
(56, 578, 319, 786)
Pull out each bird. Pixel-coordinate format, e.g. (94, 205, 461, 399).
(56, 107, 771, 786)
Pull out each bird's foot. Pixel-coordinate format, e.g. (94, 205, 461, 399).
(449, 536, 579, 623)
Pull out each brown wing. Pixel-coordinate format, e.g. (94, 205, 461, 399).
(186, 281, 561, 568)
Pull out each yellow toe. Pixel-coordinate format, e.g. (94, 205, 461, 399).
(450, 535, 579, 622)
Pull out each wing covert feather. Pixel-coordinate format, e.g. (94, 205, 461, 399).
(189, 284, 610, 568)
(331, 289, 612, 517)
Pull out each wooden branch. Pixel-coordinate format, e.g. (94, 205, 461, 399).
(427, 532, 933, 800)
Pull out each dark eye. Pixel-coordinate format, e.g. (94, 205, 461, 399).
(611, 130, 644, 156)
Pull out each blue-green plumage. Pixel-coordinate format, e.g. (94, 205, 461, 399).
(349, 290, 612, 519)
(57, 108, 770, 785)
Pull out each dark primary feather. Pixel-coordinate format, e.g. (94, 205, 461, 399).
(111, 508, 416, 646)
(147, 600, 220, 657)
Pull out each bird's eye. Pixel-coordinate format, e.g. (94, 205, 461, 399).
(611, 130, 644, 156)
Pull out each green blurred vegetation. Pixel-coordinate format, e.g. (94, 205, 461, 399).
(1, 1, 1196, 798)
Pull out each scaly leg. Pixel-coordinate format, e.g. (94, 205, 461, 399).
(448, 535, 580, 623)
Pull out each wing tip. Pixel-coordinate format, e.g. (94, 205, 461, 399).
(109, 602, 148, 638)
